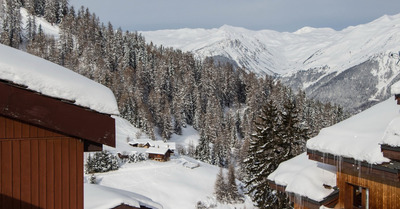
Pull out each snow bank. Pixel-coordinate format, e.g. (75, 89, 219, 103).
(268, 153, 336, 202)
(307, 98, 399, 164)
(92, 158, 221, 209)
(84, 183, 162, 209)
(0, 44, 119, 115)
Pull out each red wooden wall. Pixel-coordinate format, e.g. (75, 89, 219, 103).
(337, 168, 400, 209)
(0, 116, 84, 209)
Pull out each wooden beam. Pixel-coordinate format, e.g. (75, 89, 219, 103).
(381, 144, 400, 162)
(307, 149, 400, 183)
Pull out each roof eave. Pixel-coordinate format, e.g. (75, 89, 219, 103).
(0, 81, 115, 148)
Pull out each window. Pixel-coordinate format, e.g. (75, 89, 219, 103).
(353, 186, 362, 208)
(348, 183, 369, 209)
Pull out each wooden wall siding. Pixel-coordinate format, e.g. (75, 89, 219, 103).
(0, 116, 84, 209)
(148, 153, 169, 161)
(337, 168, 400, 209)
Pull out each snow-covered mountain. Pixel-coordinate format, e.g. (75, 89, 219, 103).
(141, 14, 400, 112)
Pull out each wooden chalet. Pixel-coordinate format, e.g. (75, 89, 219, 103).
(146, 147, 173, 162)
(0, 44, 116, 209)
(269, 95, 400, 209)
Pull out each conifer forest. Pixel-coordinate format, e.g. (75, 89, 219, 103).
(0, 0, 349, 207)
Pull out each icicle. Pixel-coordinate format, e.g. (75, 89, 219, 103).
(294, 193, 303, 208)
(337, 155, 343, 178)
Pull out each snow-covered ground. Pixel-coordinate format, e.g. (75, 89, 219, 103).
(20, 8, 60, 38)
(85, 116, 254, 209)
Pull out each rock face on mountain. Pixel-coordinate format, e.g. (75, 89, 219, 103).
(142, 14, 400, 112)
(282, 56, 400, 112)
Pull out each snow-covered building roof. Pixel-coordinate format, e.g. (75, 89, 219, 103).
(268, 153, 337, 202)
(146, 147, 171, 155)
(381, 115, 400, 147)
(391, 80, 400, 95)
(307, 97, 399, 164)
(148, 141, 176, 150)
(84, 184, 162, 209)
(0, 44, 119, 115)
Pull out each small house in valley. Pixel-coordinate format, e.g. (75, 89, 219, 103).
(146, 147, 173, 162)
(0, 44, 118, 209)
(129, 140, 176, 152)
(269, 83, 400, 209)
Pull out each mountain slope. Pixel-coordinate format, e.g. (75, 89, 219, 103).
(141, 14, 400, 111)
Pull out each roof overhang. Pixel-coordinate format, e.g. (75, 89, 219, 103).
(0, 81, 115, 149)
(268, 180, 339, 209)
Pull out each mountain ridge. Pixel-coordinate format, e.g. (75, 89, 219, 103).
(141, 13, 400, 112)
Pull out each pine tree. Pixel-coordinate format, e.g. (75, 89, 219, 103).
(85, 150, 119, 173)
(280, 97, 308, 157)
(1, 0, 22, 48)
(244, 100, 291, 209)
(195, 134, 211, 163)
(226, 163, 241, 203)
(214, 167, 227, 203)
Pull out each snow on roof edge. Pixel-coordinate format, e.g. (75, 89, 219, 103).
(0, 44, 119, 115)
(146, 147, 171, 155)
(306, 98, 398, 164)
(391, 81, 400, 95)
(267, 153, 337, 202)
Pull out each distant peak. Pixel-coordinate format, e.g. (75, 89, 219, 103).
(218, 24, 249, 32)
(293, 26, 317, 34)
(293, 26, 336, 34)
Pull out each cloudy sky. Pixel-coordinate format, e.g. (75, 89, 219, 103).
(69, 0, 400, 32)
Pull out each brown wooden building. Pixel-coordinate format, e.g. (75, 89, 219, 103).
(0, 81, 115, 209)
(269, 97, 400, 209)
(307, 148, 400, 208)
(146, 147, 173, 162)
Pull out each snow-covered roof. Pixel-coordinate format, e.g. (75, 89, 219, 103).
(84, 183, 162, 209)
(146, 147, 171, 155)
(0, 44, 119, 115)
(307, 98, 400, 164)
(268, 153, 336, 202)
(391, 81, 400, 95)
(381, 115, 400, 147)
(148, 141, 176, 150)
